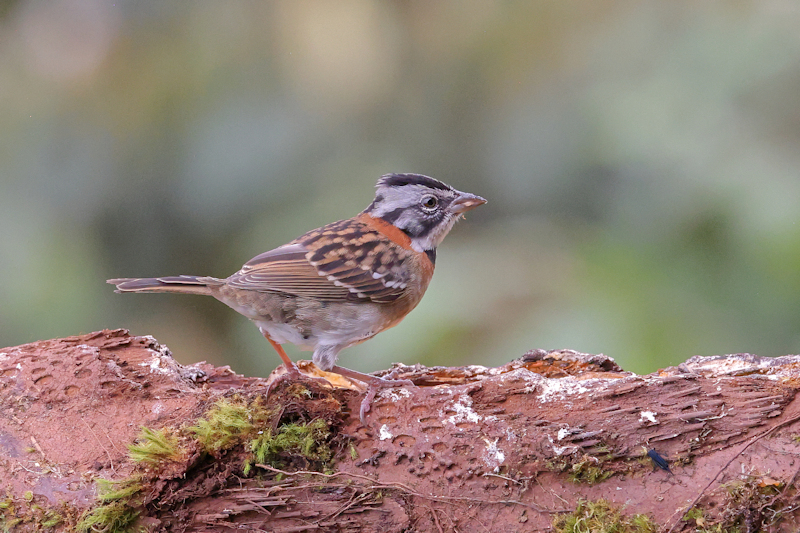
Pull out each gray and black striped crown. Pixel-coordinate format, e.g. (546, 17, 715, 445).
(376, 173, 452, 191)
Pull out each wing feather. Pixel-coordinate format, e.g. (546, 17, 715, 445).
(224, 220, 414, 302)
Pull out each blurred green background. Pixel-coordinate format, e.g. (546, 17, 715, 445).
(2, 1, 800, 376)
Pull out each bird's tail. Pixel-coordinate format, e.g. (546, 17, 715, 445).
(107, 275, 218, 296)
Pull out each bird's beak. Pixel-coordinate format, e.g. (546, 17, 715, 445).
(450, 191, 487, 214)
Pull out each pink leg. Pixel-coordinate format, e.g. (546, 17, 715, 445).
(264, 333, 301, 375)
(331, 365, 414, 424)
(262, 332, 330, 394)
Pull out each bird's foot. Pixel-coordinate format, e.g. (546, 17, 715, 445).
(359, 375, 415, 424)
(330, 365, 415, 424)
(265, 362, 331, 397)
(263, 334, 330, 394)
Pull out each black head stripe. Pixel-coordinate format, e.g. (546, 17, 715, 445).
(409, 209, 446, 238)
(377, 173, 451, 191)
(378, 206, 407, 225)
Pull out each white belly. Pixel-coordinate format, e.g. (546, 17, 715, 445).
(255, 321, 314, 351)
(255, 319, 379, 350)
(253, 302, 385, 352)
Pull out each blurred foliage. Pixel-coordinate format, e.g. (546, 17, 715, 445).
(1, 2, 800, 376)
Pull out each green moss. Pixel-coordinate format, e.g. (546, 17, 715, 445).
(96, 479, 142, 503)
(75, 426, 177, 532)
(245, 418, 332, 474)
(548, 449, 617, 485)
(76, 478, 143, 533)
(569, 460, 613, 484)
(553, 499, 656, 533)
(68, 392, 343, 530)
(263, 418, 330, 462)
(683, 506, 704, 522)
(0, 390, 347, 531)
(128, 426, 184, 465)
(553, 454, 614, 485)
(2, 518, 22, 532)
(189, 398, 255, 453)
(76, 500, 140, 533)
(41, 510, 63, 528)
(189, 395, 335, 477)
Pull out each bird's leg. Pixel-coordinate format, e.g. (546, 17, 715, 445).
(330, 365, 415, 424)
(264, 333, 302, 376)
(263, 332, 330, 393)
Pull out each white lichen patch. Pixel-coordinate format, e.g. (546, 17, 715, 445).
(697, 359, 756, 374)
(557, 427, 571, 441)
(498, 367, 538, 385)
(681, 354, 800, 377)
(380, 388, 412, 402)
(505, 427, 521, 442)
(537, 377, 591, 403)
(496, 368, 618, 402)
(483, 437, 505, 472)
(379, 424, 393, 441)
(141, 342, 178, 375)
(547, 435, 574, 456)
(141, 354, 173, 374)
(77, 344, 100, 356)
(443, 394, 482, 427)
(640, 411, 658, 424)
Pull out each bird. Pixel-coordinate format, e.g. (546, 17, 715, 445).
(108, 173, 486, 421)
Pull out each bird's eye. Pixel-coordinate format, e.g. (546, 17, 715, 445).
(421, 195, 438, 209)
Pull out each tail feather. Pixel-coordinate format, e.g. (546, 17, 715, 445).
(107, 275, 217, 296)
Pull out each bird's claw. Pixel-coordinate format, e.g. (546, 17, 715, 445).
(359, 376, 415, 425)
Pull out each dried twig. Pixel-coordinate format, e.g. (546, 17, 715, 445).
(254, 464, 566, 514)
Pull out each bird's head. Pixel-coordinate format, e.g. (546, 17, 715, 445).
(364, 173, 486, 253)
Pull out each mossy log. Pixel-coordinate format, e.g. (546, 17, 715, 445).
(2, 329, 800, 532)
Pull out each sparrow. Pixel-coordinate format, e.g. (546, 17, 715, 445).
(108, 173, 486, 421)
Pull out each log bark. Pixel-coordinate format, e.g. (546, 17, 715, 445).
(2, 329, 800, 532)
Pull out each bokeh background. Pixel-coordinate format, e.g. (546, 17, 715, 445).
(2, 1, 800, 376)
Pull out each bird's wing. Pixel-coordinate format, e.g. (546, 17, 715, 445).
(225, 219, 413, 303)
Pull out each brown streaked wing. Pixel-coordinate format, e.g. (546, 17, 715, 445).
(226, 244, 354, 300)
(297, 218, 414, 303)
(226, 219, 414, 303)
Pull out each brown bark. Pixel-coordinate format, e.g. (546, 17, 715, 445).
(2, 329, 800, 531)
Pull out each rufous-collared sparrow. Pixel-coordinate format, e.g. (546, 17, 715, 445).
(109, 173, 486, 420)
